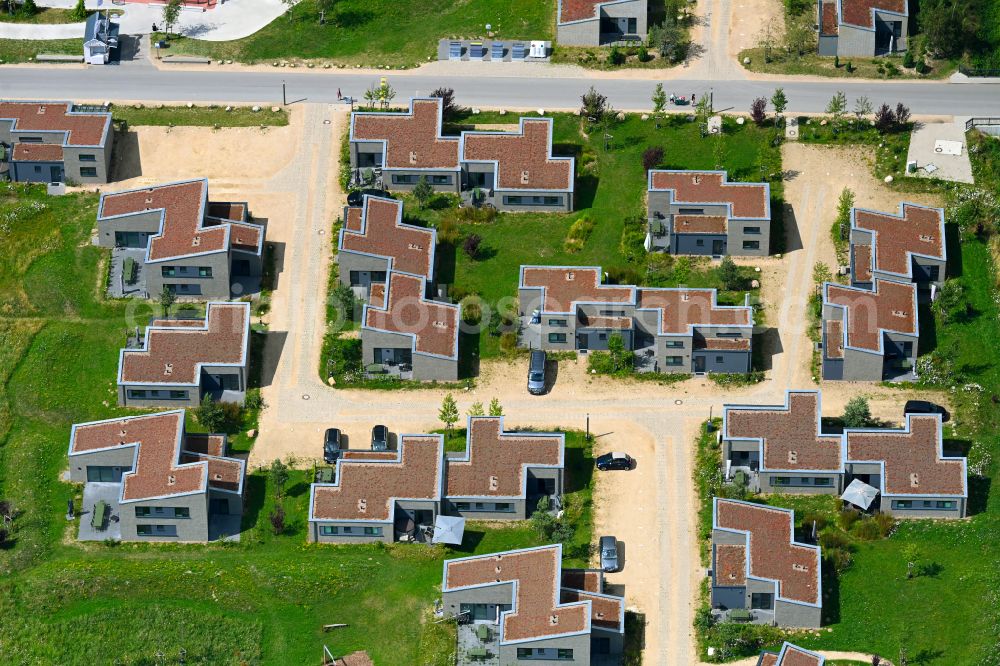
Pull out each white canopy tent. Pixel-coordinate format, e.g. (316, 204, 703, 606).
(841, 478, 879, 511)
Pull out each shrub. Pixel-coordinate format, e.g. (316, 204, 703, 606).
(70, 0, 87, 21)
(220, 401, 243, 431)
(903, 50, 915, 68)
(499, 331, 518, 353)
(580, 86, 610, 123)
(872, 512, 896, 537)
(749, 97, 767, 125)
(244, 388, 265, 411)
(801, 511, 829, 532)
(843, 395, 874, 428)
(874, 103, 895, 133)
(195, 395, 226, 432)
(332, 282, 356, 323)
(411, 176, 434, 208)
(461, 298, 482, 325)
(429, 87, 463, 122)
(619, 215, 646, 263)
(463, 233, 482, 259)
(642, 146, 664, 171)
(852, 518, 882, 541)
(608, 47, 626, 66)
(837, 508, 860, 531)
(269, 506, 285, 535)
(637, 49, 653, 62)
(435, 216, 459, 245)
(606, 265, 641, 286)
(564, 215, 595, 253)
(717, 256, 744, 290)
(825, 545, 854, 572)
(269, 459, 289, 498)
(894, 102, 911, 126)
(915, 60, 930, 74)
(932, 279, 965, 323)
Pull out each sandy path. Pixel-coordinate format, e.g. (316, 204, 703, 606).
(727, 0, 785, 57)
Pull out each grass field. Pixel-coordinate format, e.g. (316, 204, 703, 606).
(738, 47, 956, 79)
(152, 0, 553, 66)
(0, 37, 80, 63)
(0, 183, 597, 663)
(112, 104, 289, 128)
(0, 8, 90, 24)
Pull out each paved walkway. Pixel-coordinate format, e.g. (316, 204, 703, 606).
(1, 0, 286, 41)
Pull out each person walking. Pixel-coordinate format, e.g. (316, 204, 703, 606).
(337, 88, 342, 100)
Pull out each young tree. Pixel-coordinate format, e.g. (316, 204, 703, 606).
(269, 458, 290, 498)
(195, 395, 226, 432)
(162, 0, 182, 37)
(918, 0, 981, 58)
(467, 401, 485, 417)
(649, 17, 688, 63)
(651, 82, 667, 115)
(439, 393, 459, 432)
(770, 87, 788, 125)
(607, 333, 631, 372)
(812, 261, 833, 285)
(280, 0, 297, 21)
(21, 0, 38, 16)
(755, 18, 779, 63)
(158, 285, 176, 317)
(843, 396, 873, 428)
(718, 256, 743, 290)
(430, 87, 463, 122)
(642, 146, 664, 171)
(853, 96, 873, 126)
(894, 102, 911, 127)
(749, 97, 767, 126)
(874, 103, 895, 133)
(463, 233, 482, 259)
(269, 505, 286, 535)
(580, 86, 609, 125)
(377, 80, 396, 110)
(69, 0, 87, 21)
(488, 397, 503, 417)
(836, 188, 855, 240)
(825, 90, 847, 127)
(412, 175, 434, 209)
(933, 279, 965, 323)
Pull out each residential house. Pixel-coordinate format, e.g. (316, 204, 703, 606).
(83, 11, 119, 65)
(556, 0, 648, 46)
(518, 265, 754, 374)
(647, 170, 771, 256)
(309, 416, 565, 543)
(721, 390, 968, 518)
(117, 301, 251, 409)
(757, 643, 825, 666)
(710, 498, 822, 628)
(68, 410, 245, 542)
(339, 195, 437, 299)
(817, 0, 908, 57)
(362, 271, 460, 380)
(348, 97, 575, 212)
(460, 117, 575, 212)
(97, 179, 266, 299)
(0, 101, 113, 183)
(821, 279, 918, 381)
(848, 203, 946, 293)
(442, 544, 625, 664)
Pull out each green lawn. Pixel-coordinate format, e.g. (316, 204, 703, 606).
(399, 111, 782, 359)
(0, 37, 80, 63)
(113, 104, 289, 128)
(0, 182, 597, 663)
(0, 8, 87, 24)
(152, 0, 553, 66)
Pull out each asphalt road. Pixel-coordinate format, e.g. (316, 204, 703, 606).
(1, 65, 997, 114)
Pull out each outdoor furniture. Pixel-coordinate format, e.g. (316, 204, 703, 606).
(728, 609, 753, 623)
(469, 647, 488, 660)
(365, 363, 387, 374)
(315, 468, 334, 483)
(476, 624, 490, 642)
(91, 500, 109, 531)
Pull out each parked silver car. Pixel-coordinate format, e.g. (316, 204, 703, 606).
(599, 535, 619, 572)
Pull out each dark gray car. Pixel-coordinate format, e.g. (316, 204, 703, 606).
(527, 350, 546, 395)
(599, 535, 619, 572)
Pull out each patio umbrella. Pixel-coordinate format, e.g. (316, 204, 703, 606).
(432, 514, 466, 545)
(841, 478, 879, 511)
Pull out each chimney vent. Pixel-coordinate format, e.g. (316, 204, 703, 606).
(520, 170, 530, 184)
(167, 474, 176, 486)
(793, 563, 809, 572)
(409, 151, 417, 165)
(164, 363, 173, 376)
(566, 271, 575, 281)
(489, 475, 499, 491)
(192, 236, 201, 247)
(910, 473, 919, 488)
(788, 450, 798, 464)
(357, 498, 367, 512)
(549, 615, 559, 626)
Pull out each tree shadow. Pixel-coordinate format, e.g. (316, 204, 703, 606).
(468, 245, 498, 262)
(968, 475, 991, 516)
(286, 481, 310, 498)
(334, 8, 375, 29)
(624, 611, 647, 662)
(911, 649, 945, 665)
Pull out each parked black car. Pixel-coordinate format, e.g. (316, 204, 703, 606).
(595, 452, 633, 471)
(347, 189, 390, 207)
(323, 428, 342, 463)
(371, 425, 389, 451)
(904, 400, 950, 422)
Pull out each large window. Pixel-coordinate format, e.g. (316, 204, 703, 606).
(750, 593, 773, 610)
(79, 154, 97, 162)
(665, 340, 684, 348)
(135, 506, 190, 518)
(455, 501, 514, 513)
(161, 266, 213, 278)
(80, 167, 98, 178)
(126, 389, 189, 401)
(743, 240, 760, 250)
(136, 524, 178, 537)
(743, 226, 761, 235)
(517, 648, 573, 660)
(391, 174, 418, 185)
(548, 333, 567, 343)
(502, 195, 563, 207)
(664, 356, 683, 366)
(431, 175, 452, 185)
(548, 319, 567, 327)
